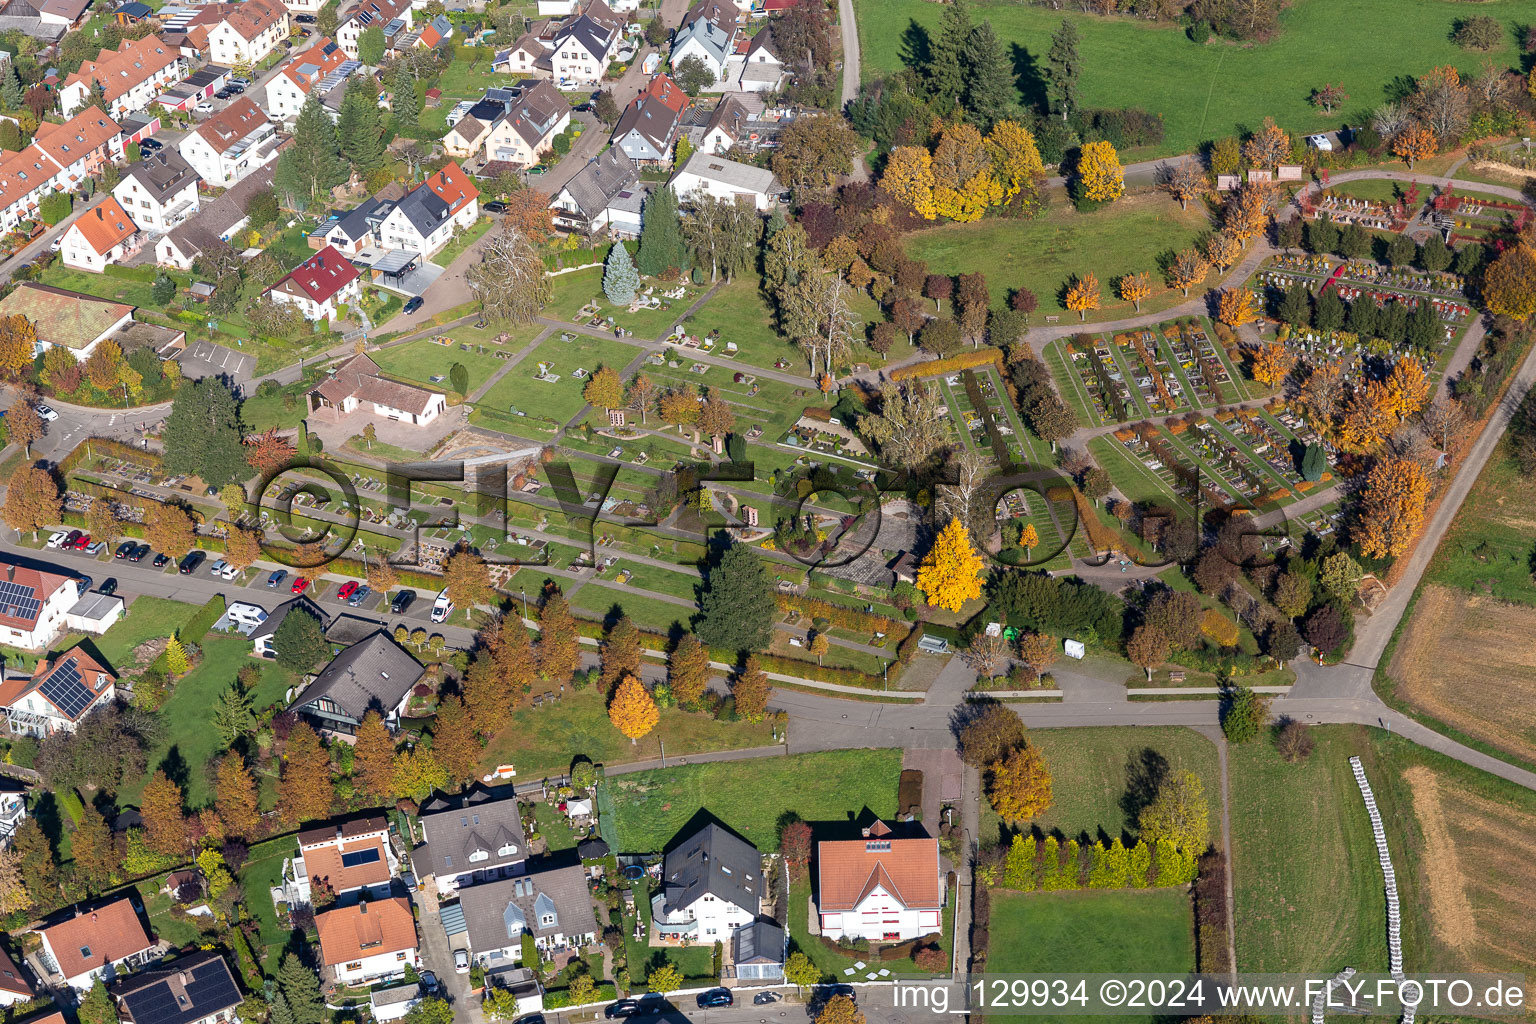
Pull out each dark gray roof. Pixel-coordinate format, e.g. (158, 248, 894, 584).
(248, 594, 328, 646)
(577, 836, 609, 860)
(503, 78, 567, 149)
(703, 95, 750, 143)
(661, 823, 760, 917)
(392, 177, 454, 238)
(161, 163, 277, 261)
(324, 194, 395, 244)
(111, 951, 241, 1024)
(732, 919, 783, 965)
(121, 149, 199, 204)
(458, 864, 598, 952)
(553, 13, 614, 61)
(325, 613, 384, 646)
(558, 146, 637, 218)
(414, 783, 527, 880)
(291, 632, 423, 724)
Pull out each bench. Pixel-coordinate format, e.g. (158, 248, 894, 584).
(1045, 315, 1060, 323)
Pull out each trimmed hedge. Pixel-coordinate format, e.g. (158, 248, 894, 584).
(181, 594, 226, 644)
(59, 436, 162, 479)
(889, 348, 1004, 382)
(541, 982, 618, 1009)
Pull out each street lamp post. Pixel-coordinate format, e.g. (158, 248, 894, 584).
(520, 586, 527, 623)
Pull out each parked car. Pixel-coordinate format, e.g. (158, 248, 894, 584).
(62, 529, 82, 547)
(403, 296, 424, 315)
(74, 576, 91, 594)
(227, 83, 245, 94)
(214, 87, 233, 99)
(453, 949, 469, 974)
(291, 576, 310, 595)
(152, 552, 170, 568)
(72, 533, 91, 550)
(130, 543, 150, 561)
(46, 531, 68, 548)
(114, 542, 135, 559)
(604, 1002, 639, 1019)
(431, 589, 453, 623)
(391, 590, 415, 614)
(337, 580, 359, 601)
(178, 551, 205, 575)
(347, 584, 371, 607)
(696, 990, 732, 1009)
(84, 541, 105, 556)
(208, 559, 230, 577)
(229, 76, 252, 87)
(483, 200, 507, 214)
(267, 569, 288, 588)
(218, 562, 241, 581)
(419, 971, 439, 995)
(98, 578, 117, 596)
(48, 237, 60, 253)
(195, 101, 215, 114)
(139, 137, 162, 152)
(293, 13, 313, 21)
(753, 992, 782, 1005)
(36, 404, 57, 421)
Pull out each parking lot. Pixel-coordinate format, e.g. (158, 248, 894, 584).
(177, 340, 258, 387)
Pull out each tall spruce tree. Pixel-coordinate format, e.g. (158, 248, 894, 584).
(337, 77, 386, 179)
(1045, 18, 1080, 120)
(392, 65, 420, 129)
(274, 93, 346, 209)
(961, 21, 1012, 130)
(927, 0, 971, 108)
(636, 186, 685, 277)
(695, 543, 776, 653)
(162, 377, 249, 487)
(278, 953, 326, 1024)
(0, 66, 22, 110)
(603, 240, 639, 305)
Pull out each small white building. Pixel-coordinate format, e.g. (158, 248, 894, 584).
(267, 244, 363, 322)
(308, 353, 447, 425)
(369, 985, 424, 1023)
(112, 148, 200, 235)
(316, 898, 419, 987)
(60, 197, 142, 272)
(547, 0, 623, 85)
(0, 646, 117, 739)
(37, 898, 156, 994)
(64, 592, 125, 634)
(668, 151, 781, 211)
(201, 0, 290, 67)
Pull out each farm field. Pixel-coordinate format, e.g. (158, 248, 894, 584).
(907, 193, 1210, 324)
(601, 749, 901, 852)
(853, 0, 1519, 159)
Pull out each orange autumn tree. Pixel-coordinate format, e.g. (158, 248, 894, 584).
(1338, 381, 1399, 452)
(1119, 272, 1151, 312)
(1168, 249, 1209, 297)
(986, 743, 1054, 824)
(1392, 124, 1437, 168)
(930, 122, 1003, 223)
(1218, 288, 1257, 327)
(1223, 184, 1269, 246)
(880, 146, 937, 220)
(1355, 457, 1430, 558)
(1065, 272, 1101, 320)
(1242, 116, 1290, 169)
(1384, 355, 1430, 419)
(608, 673, 659, 743)
(1251, 342, 1295, 387)
(1203, 231, 1242, 272)
(917, 517, 984, 612)
(1075, 140, 1124, 204)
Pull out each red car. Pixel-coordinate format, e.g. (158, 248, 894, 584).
(72, 534, 92, 550)
(337, 580, 359, 600)
(291, 577, 310, 595)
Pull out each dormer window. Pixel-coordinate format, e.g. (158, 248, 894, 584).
(498, 843, 518, 857)
(468, 849, 488, 863)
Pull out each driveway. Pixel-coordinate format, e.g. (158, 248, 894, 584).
(410, 886, 486, 1024)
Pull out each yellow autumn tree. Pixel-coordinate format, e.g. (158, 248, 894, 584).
(1482, 243, 1536, 320)
(1065, 272, 1101, 320)
(607, 672, 659, 744)
(1250, 342, 1294, 387)
(1242, 116, 1290, 169)
(986, 119, 1046, 212)
(1075, 140, 1124, 204)
(1338, 381, 1399, 452)
(917, 517, 984, 612)
(931, 122, 1003, 223)
(1119, 272, 1151, 313)
(1223, 184, 1269, 245)
(1384, 355, 1430, 419)
(1202, 231, 1242, 271)
(1355, 457, 1430, 558)
(880, 146, 937, 220)
(1217, 288, 1257, 327)
(1018, 522, 1038, 557)
(1200, 608, 1240, 647)
(1392, 124, 1437, 168)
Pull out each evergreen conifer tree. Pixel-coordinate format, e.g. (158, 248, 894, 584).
(636, 186, 685, 277)
(603, 240, 639, 304)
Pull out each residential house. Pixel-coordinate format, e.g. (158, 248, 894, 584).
(110, 952, 242, 1024)
(248, 595, 327, 658)
(481, 79, 568, 166)
(670, 0, 737, 84)
(156, 163, 276, 269)
(394, 12, 449, 50)
(442, 113, 493, 160)
(277, 815, 399, 906)
(731, 920, 785, 982)
(0, 562, 79, 652)
(315, 898, 419, 986)
(36, 897, 156, 994)
(264, 38, 357, 121)
(112, 148, 200, 234)
(0, 939, 33, 1007)
(0, 108, 119, 235)
(178, 97, 280, 188)
(37, 0, 90, 28)
(491, 33, 547, 76)
(0, 283, 133, 362)
(336, 0, 411, 59)
(277, 0, 324, 18)
(0, 779, 26, 853)
(195, 0, 290, 67)
(450, 864, 598, 970)
(413, 783, 527, 894)
(725, 26, 783, 93)
(652, 823, 761, 942)
(548, 0, 622, 85)
(611, 73, 686, 165)
(699, 94, 750, 154)
(0, 4, 66, 45)
(816, 819, 942, 942)
(307, 190, 399, 253)
(60, 196, 142, 271)
(373, 162, 478, 257)
(285, 631, 425, 737)
(0, 645, 117, 738)
(669, 151, 780, 211)
(59, 35, 184, 117)
(266, 244, 362, 322)
(549, 145, 643, 236)
(308, 352, 447, 425)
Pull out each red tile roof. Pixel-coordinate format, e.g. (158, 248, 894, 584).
(279, 37, 348, 94)
(302, 834, 392, 893)
(39, 899, 153, 980)
(0, 562, 72, 633)
(817, 823, 940, 913)
(191, 96, 272, 155)
(315, 898, 416, 968)
(273, 245, 360, 304)
(0, 944, 32, 998)
(69, 197, 138, 256)
(63, 35, 179, 105)
(32, 109, 121, 168)
(420, 161, 478, 217)
(641, 73, 687, 115)
(0, 646, 116, 723)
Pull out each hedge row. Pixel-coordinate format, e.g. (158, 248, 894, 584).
(1000, 834, 1197, 892)
(774, 592, 900, 637)
(889, 348, 1004, 382)
(541, 982, 618, 1009)
(58, 436, 162, 479)
(181, 594, 226, 644)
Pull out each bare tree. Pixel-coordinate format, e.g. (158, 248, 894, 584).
(1422, 398, 1466, 451)
(467, 221, 550, 326)
(964, 632, 1009, 678)
(862, 381, 949, 469)
(1371, 102, 1409, 141)
(1158, 160, 1207, 210)
(937, 448, 990, 540)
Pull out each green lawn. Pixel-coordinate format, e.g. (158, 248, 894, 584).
(855, 0, 1521, 158)
(372, 336, 507, 398)
(240, 835, 301, 972)
(94, 597, 204, 671)
(989, 889, 1194, 1023)
(530, 798, 582, 852)
(1422, 435, 1536, 606)
(476, 333, 642, 427)
(623, 877, 717, 981)
(432, 216, 494, 268)
(546, 265, 698, 339)
(603, 749, 902, 853)
(568, 586, 692, 633)
(907, 194, 1212, 324)
(1229, 725, 1387, 973)
(476, 688, 774, 784)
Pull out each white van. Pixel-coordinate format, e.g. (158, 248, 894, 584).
(431, 589, 453, 623)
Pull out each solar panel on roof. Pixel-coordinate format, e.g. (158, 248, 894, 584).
(40, 657, 94, 719)
(340, 847, 381, 868)
(0, 579, 40, 620)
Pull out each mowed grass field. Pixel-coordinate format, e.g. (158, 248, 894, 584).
(906, 192, 1213, 323)
(1229, 725, 1388, 973)
(603, 749, 902, 852)
(989, 889, 1194, 1024)
(855, 0, 1521, 158)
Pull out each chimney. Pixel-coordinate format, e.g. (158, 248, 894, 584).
(359, 901, 368, 914)
(5, 565, 12, 582)
(860, 827, 869, 838)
